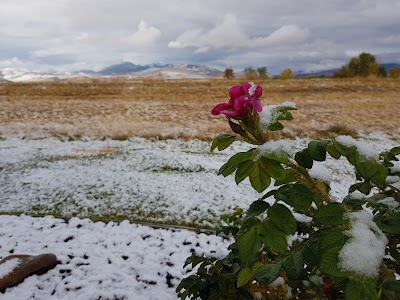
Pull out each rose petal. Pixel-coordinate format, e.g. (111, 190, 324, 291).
(233, 96, 247, 111)
(229, 85, 245, 99)
(220, 109, 239, 117)
(251, 99, 263, 112)
(254, 85, 262, 98)
(211, 102, 231, 115)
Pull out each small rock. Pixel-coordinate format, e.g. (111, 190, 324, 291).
(0, 253, 58, 293)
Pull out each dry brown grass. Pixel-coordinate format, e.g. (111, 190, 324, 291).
(0, 78, 399, 140)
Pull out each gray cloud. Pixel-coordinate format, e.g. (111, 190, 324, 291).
(0, 0, 399, 73)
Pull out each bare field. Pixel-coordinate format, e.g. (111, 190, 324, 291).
(0, 78, 399, 140)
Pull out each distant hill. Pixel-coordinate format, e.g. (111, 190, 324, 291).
(136, 64, 223, 79)
(382, 63, 400, 71)
(2, 62, 398, 82)
(295, 68, 340, 78)
(0, 63, 224, 82)
(98, 62, 172, 75)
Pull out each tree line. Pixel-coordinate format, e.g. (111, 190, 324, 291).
(332, 52, 400, 78)
(224, 66, 295, 80)
(224, 52, 400, 80)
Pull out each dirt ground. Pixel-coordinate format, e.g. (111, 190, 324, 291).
(0, 78, 399, 140)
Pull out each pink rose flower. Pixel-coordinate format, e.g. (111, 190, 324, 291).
(211, 82, 262, 119)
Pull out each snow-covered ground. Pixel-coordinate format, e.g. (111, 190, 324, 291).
(0, 215, 231, 299)
(0, 136, 399, 299)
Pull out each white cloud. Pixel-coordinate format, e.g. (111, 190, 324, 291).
(0, 0, 399, 72)
(378, 34, 400, 45)
(0, 57, 25, 69)
(252, 25, 310, 47)
(126, 21, 162, 47)
(169, 14, 309, 52)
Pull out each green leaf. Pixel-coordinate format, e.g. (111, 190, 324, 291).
(268, 122, 284, 131)
(257, 222, 288, 253)
(268, 203, 297, 235)
(282, 252, 304, 279)
(274, 183, 314, 212)
(375, 220, 400, 234)
(355, 157, 388, 187)
(274, 169, 298, 185)
(327, 143, 342, 159)
(319, 247, 350, 277)
(240, 218, 262, 234)
(333, 139, 357, 165)
(235, 160, 253, 184)
(343, 193, 366, 207)
(277, 111, 293, 121)
(390, 147, 400, 156)
(211, 134, 236, 152)
(237, 268, 255, 288)
(313, 203, 347, 225)
(249, 160, 272, 193)
(350, 181, 372, 195)
(303, 240, 321, 267)
(183, 253, 205, 268)
(218, 150, 254, 177)
(318, 227, 348, 252)
(261, 158, 287, 181)
(237, 229, 262, 267)
(308, 141, 327, 161)
(295, 149, 313, 169)
(245, 200, 270, 220)
(256, 147, 290, 164)
(382, 281, 400, 292)
(254, 264, 281, 285)
(345, 278, 378, 300)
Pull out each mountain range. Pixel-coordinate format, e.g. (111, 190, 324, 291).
(0, 62, 224, 82)
(1, 62, 399, 82)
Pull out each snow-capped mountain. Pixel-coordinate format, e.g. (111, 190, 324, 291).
(0, 68, 91, 82)
(134, 64, 223, 79)
(0, 63, 224, 82)
(98, 62, 173, 75)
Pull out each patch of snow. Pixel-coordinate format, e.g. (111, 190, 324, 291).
(392, 182, 400, 190)
(309, 275, 324, 286)
(336, 135, 379, 159)
(347, 191, 366, 199)
(1, 137, 398, 225)
(338, 211, 387, 278)
(270, 276, 285, 287)
(391, 162, 400, 171)
(0, 215, 231, 299)
(248, 82, 257, 96)
(259, 102, 296, 130)
(309, 163, 332, 184)
(386, 176, 400, 184)
(254, 140, 294, 160)
(377, 197, 399, 210)
(0, 258, 21, 279)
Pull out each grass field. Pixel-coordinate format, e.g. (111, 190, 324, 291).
(1, 78, 399, 140)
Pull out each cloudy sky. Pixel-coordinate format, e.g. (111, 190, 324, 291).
(1, 0, 399, 74)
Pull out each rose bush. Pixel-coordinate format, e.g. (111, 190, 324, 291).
(177, 82, 400, 300)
